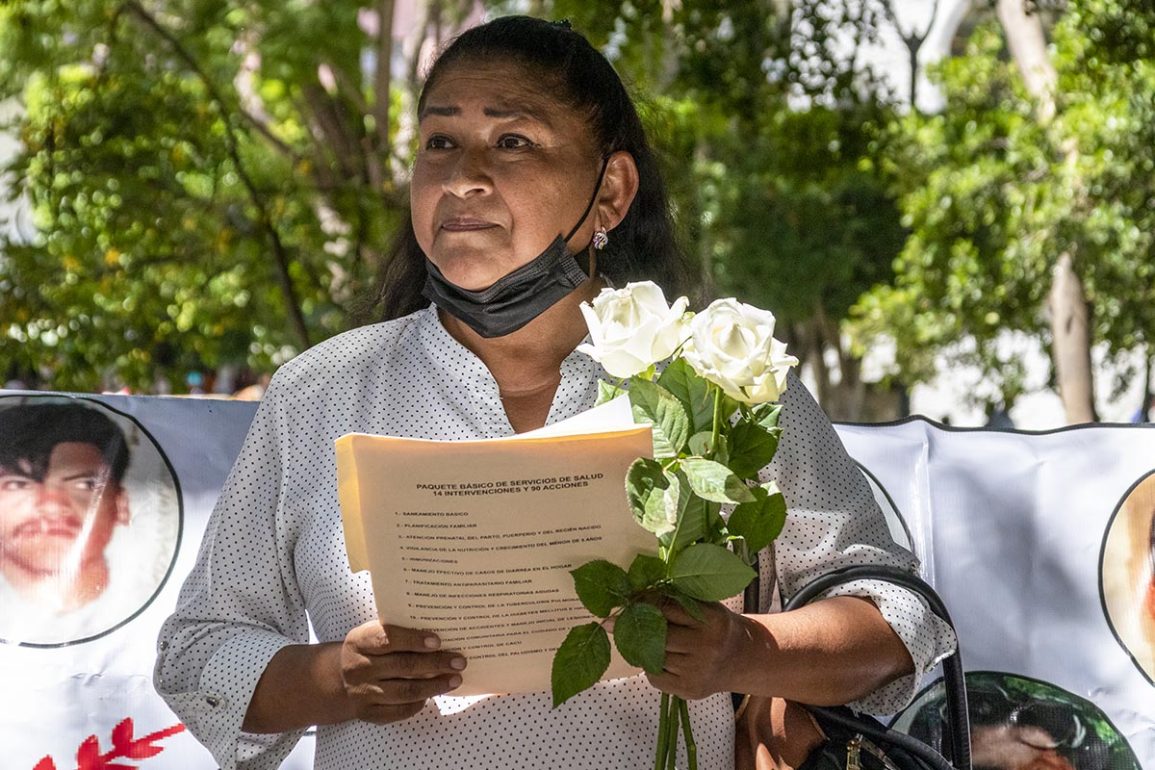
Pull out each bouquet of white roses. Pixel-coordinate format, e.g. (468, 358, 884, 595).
(550, 281, 799, 770)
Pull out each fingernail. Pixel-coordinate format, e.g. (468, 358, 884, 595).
(424, 636, 441, 650)
(448, 675, 462, 689)
(450, 657, 467, 670)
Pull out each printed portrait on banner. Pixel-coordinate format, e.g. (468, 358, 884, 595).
(1101, 469, 1155, 684)
(892, 671, 1141, 770)
(0, 395, 182, 646)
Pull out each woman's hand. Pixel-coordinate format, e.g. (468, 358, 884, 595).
(643, 600, 749, 700)
(340, 621, 467, 724)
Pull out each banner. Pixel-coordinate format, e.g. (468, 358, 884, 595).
(0, 391, 1151, 769)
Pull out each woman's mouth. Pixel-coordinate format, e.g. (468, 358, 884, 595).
(440, 219, 497, 232)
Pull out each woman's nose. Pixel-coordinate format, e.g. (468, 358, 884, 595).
(442, 148, 493, 198)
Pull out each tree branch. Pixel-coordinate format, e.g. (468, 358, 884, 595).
(123, 0, 312, 349)
(122, 0, 298, 160)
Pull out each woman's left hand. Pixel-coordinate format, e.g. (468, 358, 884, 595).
(644, 600, 752, 700)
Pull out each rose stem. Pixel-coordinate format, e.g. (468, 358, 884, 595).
(678, 696, 697, 770)
(666, 695, 681, 770)
(710, 387, 723, 457)
(654, 693, 670, 770)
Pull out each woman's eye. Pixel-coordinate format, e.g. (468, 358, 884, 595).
(424, 134, 455, 151)
(496, 134, 535, 150)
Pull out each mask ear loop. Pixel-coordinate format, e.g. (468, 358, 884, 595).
(562, 155, 612, 246)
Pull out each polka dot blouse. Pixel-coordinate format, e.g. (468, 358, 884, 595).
(153, 305, 955, 770)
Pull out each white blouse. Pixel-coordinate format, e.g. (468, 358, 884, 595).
(154, 305, 954, 770)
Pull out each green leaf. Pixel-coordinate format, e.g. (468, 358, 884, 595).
(687, 431, 713, 456)
(628, 553, 667, 590)
(628, 378, 691, 459)
(657, 357, 715, 433)
(669, 543, 757, 601)
(613, 602, 668, 674)
(634, 466, 677, 536)
(571, 560, 632, 618)
(668, 471, 709, 550)
(727, 421, 781, 479)
(752, 403, 783, 430)
(552, 622, 611, 707)
(667, 590, 708, 622)
(640, 478, 675, 536)
(727, 483, 787, 554)
(626, 457, 668, 522)
(596, 380, 626, 406)
(680, 457, 755, 503)
(714, 430, 731, 466)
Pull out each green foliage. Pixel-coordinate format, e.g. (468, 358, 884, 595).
(727, 482, 787, 554)
(1, 0, 909, 405)
(0, 0, 413, 390)
(851, 1, 1155, 402)
(668, 542, 756, 601)
(555, 358, 787, 712)
(551, 622, 610, 707)
(511, 0, 906, 411)
(726, 421, 781, 480)
(627, 377, 691, 459)
(657, 357, 715, 434)
(612, 601, 667, 674)
(680, 457, 755, 504)
(570, 560, 632, 618)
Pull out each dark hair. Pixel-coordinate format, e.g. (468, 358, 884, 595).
(904, 675, 1123, 770)
(0, 402, 130, 484)
(370, 15, 688, 321)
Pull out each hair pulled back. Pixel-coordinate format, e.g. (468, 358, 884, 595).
(372, 15, 687, 321)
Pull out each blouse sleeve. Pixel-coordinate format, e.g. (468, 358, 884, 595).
(763, 372, 957, 714)
(153, 373, 310, 769)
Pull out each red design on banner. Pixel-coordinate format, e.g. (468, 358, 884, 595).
(32, 719, 186, 770)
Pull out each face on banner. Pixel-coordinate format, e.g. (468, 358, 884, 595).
(1101, 470, 1155, 683)
(892, 671, 1142, 770)
(0, 442, 129, 580)
(0, 396, 181, 646)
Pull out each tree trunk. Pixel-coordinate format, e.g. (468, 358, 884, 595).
(997, 0, 1097, 423)
(1048, 254, 1096, 422)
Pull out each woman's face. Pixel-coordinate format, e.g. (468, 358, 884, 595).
(411, 59, 604, 291)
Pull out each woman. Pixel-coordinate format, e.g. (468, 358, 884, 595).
(155, 16, 954, 770)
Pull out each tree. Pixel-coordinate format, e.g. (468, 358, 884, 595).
(533, 0, 910, 419)
(0, 0, 474, 391)
(3, 0, 916, 415)
(851, 0, 1155, 421)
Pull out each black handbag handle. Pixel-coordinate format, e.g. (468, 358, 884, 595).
(779, 564, 972, 770)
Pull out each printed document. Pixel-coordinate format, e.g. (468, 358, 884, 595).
(336, 398, 655, 695)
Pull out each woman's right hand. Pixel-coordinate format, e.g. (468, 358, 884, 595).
(340, 620, 467, 724)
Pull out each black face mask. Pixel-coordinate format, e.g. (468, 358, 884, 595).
(421, 157, 609, 338)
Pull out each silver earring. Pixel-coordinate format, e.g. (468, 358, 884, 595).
(592, 228, 609, 251)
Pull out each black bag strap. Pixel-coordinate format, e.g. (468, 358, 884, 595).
(776, 564, 972, 770)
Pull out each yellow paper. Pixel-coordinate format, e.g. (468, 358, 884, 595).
(335, 402, 656, 696)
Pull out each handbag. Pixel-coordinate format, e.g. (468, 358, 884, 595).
(735, 564, 972, 770)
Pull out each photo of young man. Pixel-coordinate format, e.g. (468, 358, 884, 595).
(1101, 470, 1155, 682)
(892, 672, 1140, 770)
(0, 398, 180, 645)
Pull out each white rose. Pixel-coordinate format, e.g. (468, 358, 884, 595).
(577, 282, 690, 379)
(682, 298, 799, 404)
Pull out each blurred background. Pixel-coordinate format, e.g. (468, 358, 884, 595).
(0, 0, 1151, 428)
